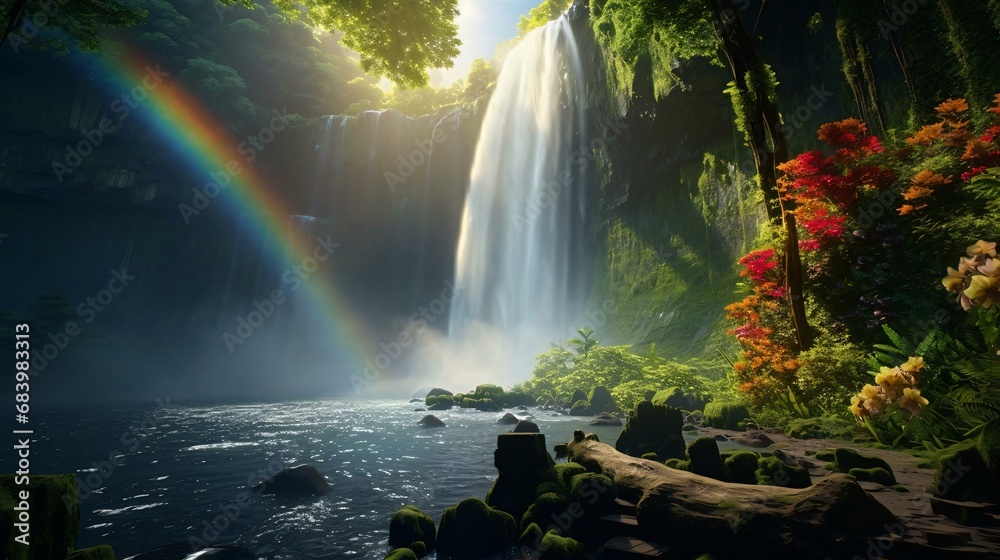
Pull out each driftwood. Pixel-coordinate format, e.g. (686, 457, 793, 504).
(567, 438, 901, 559)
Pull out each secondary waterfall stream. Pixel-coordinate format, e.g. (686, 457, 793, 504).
(449, 14, 590, 365)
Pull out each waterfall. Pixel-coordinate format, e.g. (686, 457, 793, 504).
(449, 15, 589, 354)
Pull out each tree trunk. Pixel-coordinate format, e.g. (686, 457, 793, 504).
(882, 0, 917, 102)
(706, 0, 812, 352)
(566, 438, 900, 559)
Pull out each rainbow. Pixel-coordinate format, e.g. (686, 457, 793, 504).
(95, 48, 373, 387)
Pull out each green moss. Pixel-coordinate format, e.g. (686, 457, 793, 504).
(930, 441, 1000, 502)
(535, 482, 565, 498)
(65, 545, 116, 560)
(725, 451, 761, 485)
(641, 452, 660, 461)
(568, 473, 616, 507)
(0, 474, 79, 560)
(538, 531, 586, 560)
(664, 458, 691, 471)
(755, 457, 811, 489)
(892, 484, 909, 492)
(814, 449, 836, 462)
(549, 463, 587, 491)
(848, 467, 895, 486)
(703, 402, 750, 431)
(521, 493, 569, 529)
(518, 522, 545, 550)
(388, 505, 436, 550)
(385, 548, 418, 560)
(407, 541, 427, 559)
(686, 437, 728, 482)
(437, 498, 516, 558)
(830, 449, 895, 484)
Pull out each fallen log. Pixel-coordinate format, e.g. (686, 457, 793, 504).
(567, 437, 902, 560)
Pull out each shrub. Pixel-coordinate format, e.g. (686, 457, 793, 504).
(795, 338, 870, 415)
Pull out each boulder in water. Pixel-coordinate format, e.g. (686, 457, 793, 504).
(588, 386, 618, 413)
(570, 389, 587, 406)
(590, 412, 622, 426)
(425, 388, 453, 398)
(497, 413, 519, 425)
(418, 415, 446, 428)
(513, 420, 540, 433)
(253, 464, 330, 495)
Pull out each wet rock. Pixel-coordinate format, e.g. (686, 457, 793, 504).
(253, 464, 331, 495)
(731, 431, 775, 448)
(418, 415, 446, 428)
(590, 412, 622, 426)
(498, 413, 520, 425)
(513, 420, 540, 433)
(426, 388, 453, 398)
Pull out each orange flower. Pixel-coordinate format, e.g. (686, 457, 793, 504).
(902, 185, 934, 200)
(989, 93, 1000, 116)
(962, 139, 992, 162)
(898, 204, 928, 215)
(936, 98, 970, 117)
(906, 123, 944, 146)
(911, 170, 952, 188)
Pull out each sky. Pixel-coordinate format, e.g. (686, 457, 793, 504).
(428, 0, 542, 86)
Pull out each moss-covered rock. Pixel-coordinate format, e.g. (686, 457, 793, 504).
(521, 492, 569, 528)
(571, 389, 587, 406)
(830, 449, 895, 484)
(407, 541, 427, 558)
(702, 402, 749, 431)
(385, 548, 418, 560)
(615, 401, 685, 460)
(427, 395, 455, 410)
(849, 467, 895, 486)
(474, 384, 504, 399)
(686, 437, 728, 482)
(755, 456, 811, 488)
(503, 391, 535, 408)
(814, 449, 836, 462)
(568, 473, 616, 513)
(0, 474, 79, 560)
(65, 545, 116, 560)
(518, 522, 545, 550)
(538, 531, 586, 560)
(488, 433, 555, 523)
(549, 462, 588, 491)
(437, 498, 516, 558)
(724, 451, 761, 485)
(664, 458, 691, 471)
(535, 481, 565, 498)
(389, 505, 436, 550)
(932, 441, 1000, 502)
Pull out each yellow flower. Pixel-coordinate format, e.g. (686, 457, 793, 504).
(965, 275, 1000, 308)
(860, 384, 881, 400)
(959, 256, 982, 275)
(898, 387, 929, 415)
(849, 395, 868, 418)
(901, 357, 925, 373)
(875, 367, 895, 386)
(967, 240, 998, 258)
(980, 259, 999, 278)
(942, 267, 965, 292)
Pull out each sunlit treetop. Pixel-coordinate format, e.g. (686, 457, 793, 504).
(222, 0, 461, 88)
(517, 0, 572, 37)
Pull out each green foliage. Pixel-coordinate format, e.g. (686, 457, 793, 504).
(567, 328, 599, 355)
(589, 0, 718, 100)
(227, 0, 461, 88)
(0, 0, 146, 52)
(795, 336, 870, 416)
(517, 0, 573, 37)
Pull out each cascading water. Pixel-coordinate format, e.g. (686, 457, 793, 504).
(449, 14, 590, 362)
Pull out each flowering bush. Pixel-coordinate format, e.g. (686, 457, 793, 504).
(726, 247, 800, 404)
(849, 357, 929, 420)
(943, 240, 1000, 353)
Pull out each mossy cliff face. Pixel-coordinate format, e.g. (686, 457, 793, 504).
(0, 475, 79, 560)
